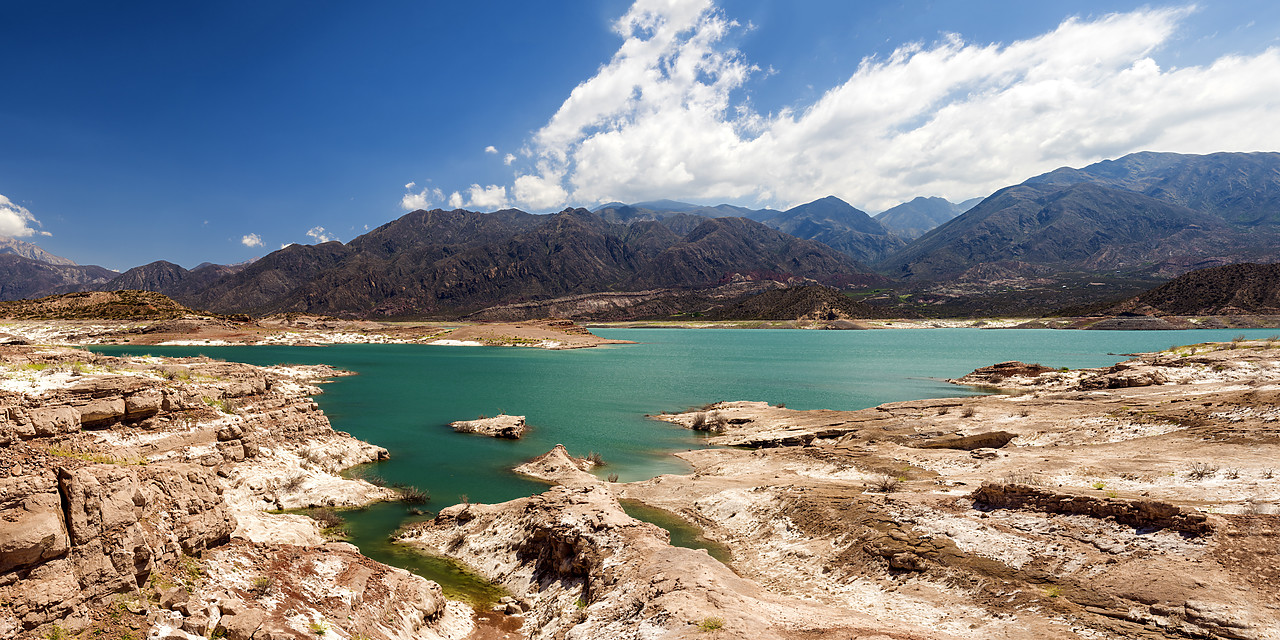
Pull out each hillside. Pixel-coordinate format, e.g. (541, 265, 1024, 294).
(703, 284, 904, 321)
(0, 290, 195, 320)
(1105, 262, 1280, 316)
(879, 152, 1280, 282)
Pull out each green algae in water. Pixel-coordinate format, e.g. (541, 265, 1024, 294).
(621, 500, 732, 565)
(340, 501, 509, 608)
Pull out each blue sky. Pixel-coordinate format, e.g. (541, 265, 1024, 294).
(1, 1, 1277, 270)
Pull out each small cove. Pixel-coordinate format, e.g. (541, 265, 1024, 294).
(94, 327, 1280, 594)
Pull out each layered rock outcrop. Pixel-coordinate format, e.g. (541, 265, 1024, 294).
(0, 345, 453, 639)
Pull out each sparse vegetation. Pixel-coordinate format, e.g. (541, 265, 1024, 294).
(607, 473, 619, 483)
(1187, 462, 1219, 480)
(1091, 481, 1106, 490)
(393, 483, 430, 504)
(959, 407, 976, 418)
(868, 475, 902, 493)
(586, 451, 605, 467)
(308, 620, 328, 636)
(249, 575, 275, 597)
(1044, 585, 1062, 598)
(1263, 468, 1275, 479)
(697, 617, 724, 631)
(1225, 468, 1241, 479)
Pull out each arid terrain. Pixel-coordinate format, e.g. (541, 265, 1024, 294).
(0, 344, 475, 639)
(4, 332, 1280, 639)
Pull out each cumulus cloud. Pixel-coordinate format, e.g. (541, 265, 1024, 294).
(503, 2, 1280, 212)
(306, 226, 337, 243)
(401, 183, 445, 211)
(504, 153, 516, 166)
(241, 233, 264, 248)
(466, 184, 508, 210)
(447, 191, 464, 209)
(485, 145, 498, 154)
(0, 194, 49, 237)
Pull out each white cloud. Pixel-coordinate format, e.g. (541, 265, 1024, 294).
(0, 194, 47, 237)
(306, 226, 337, 243)
(404, 181, 416, 190)
(448, 191, 464, 209)
(241, 233, 264, 248)
(504, 153, 516, 166)
(401, 184, 444, 211)
(466, 184, 508, 210)
(485, 145, 498, 154)
(514, 174, 569, 211)
(501, 3, 1280, 212)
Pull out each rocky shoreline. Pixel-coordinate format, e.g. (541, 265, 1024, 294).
(6, 337, 1280, 639)
(398, 339, 1280, 639)
(0, 344, 466, 639)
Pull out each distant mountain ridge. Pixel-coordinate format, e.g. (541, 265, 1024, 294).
(874, 196, 979, 240)
(158, 207, 884, 318)
(0, 255, 116, 301)
(0, 236, 77, 266)
(880, 151, 1280, 281)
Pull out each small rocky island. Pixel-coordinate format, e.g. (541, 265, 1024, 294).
(450, 414, 527, 439)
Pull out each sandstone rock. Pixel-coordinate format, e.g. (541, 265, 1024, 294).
(75, 397, 125, 426)
(0, 475, 69, 572)
(27, 406, 80, 437)
(513, 445, 600, 485)
(450, 414, 526, 439)
(124, 390, 163, 418)
(214, 609, 266, 640)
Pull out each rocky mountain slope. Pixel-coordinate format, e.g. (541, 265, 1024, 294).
(1104, 262, 1280, 316)
(880, 152, 1280, 282)
(162, 208, 881, 318)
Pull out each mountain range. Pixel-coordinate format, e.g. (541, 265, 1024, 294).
(3, 151, 1277, 319)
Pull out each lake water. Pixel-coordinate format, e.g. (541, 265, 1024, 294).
(93, 327, 1278, 600)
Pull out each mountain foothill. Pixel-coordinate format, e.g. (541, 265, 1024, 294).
(2, 151, 1278, 321)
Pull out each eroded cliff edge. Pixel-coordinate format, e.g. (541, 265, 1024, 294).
(0, 345, 468, 640)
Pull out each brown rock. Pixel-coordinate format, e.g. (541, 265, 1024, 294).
(125, 390, 163, 418)
(0, 476, 70, 572)
(215, 609, 266, 640)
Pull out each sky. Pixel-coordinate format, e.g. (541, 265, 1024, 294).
(2, 0, 1278, 270)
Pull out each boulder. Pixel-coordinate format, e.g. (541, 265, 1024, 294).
(450, 414, 526, 439)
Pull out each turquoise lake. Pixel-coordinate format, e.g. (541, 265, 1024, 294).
(93, 327, 1279, 598)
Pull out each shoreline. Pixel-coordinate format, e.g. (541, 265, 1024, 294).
(395, 338, 1280, 639)
(6, 333, 1280, 638)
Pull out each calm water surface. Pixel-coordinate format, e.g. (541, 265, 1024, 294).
(93, 327, 1278, 597)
